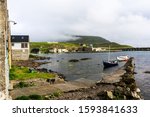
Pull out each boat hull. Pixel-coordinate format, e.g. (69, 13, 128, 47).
(117, 56, 129, 61)
(103, 61, 118, 68)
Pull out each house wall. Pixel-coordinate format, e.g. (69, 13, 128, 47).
(12, 43, 21, 49)
(11, 42, 29, 60)
(12, 49, 29, 60)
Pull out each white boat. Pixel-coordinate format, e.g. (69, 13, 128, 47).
(117, 55, 129, 61)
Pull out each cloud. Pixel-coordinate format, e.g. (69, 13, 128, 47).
(7, 0, 150, 47)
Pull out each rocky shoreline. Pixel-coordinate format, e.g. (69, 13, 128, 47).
(53, 57, 142, 100)
(12, 55, 51, 68)
(11, 55, 142, 100)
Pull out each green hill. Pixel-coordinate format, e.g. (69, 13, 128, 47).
(65, 35, 132, 49)
(66, 35, 110, 44)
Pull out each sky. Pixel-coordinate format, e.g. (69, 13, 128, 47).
(7, 0, 150, 47)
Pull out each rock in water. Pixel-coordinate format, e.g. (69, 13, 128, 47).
(69, 59, 79, 62)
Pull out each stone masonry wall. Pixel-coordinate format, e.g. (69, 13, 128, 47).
(12, 49, 29, 60)
(0, 0, 9, 100)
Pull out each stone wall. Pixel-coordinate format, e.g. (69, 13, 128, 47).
(0, 0, 10, 100)
(12, 49, 29, 60)
(98, 57, 142, 100)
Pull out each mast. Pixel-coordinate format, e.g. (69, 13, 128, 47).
(108, 45, 110, 61)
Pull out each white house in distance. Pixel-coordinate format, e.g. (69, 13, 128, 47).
(11, 35, 30, 60)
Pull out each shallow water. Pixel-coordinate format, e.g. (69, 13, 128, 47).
(38, 51, 150, 99)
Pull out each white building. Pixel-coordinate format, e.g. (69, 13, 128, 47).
(49, 48, 69, 53)
(11, 35, 30, 60)
(92, 47, 106, 52)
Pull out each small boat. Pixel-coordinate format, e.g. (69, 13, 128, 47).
(103, 60, 118, 69)
(103, 45, 118, 69)
(117, 55, 129, 61)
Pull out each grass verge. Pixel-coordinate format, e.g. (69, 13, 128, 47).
(10, 66, 56, 80)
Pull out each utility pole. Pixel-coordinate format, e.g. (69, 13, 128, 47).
(0, 0, 10, 100)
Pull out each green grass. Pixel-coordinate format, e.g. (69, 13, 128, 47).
(10, 66, 56, 80)
(15, 94, 43, 100)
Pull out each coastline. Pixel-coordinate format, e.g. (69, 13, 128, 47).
(53, 57, 142, 100)
(10, 55, 142, 100)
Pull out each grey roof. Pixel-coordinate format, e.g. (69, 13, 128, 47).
(11, 35, 29, 42)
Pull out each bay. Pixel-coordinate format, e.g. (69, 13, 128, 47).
(37, 51, 150, 100)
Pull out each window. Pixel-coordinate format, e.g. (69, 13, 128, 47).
(21, 43, 28, 48)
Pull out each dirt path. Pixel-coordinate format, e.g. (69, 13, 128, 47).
(10, 79, 95, 99)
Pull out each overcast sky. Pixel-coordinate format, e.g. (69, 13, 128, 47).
(7, 0, 150, 47)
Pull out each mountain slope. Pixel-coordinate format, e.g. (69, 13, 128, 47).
(65, 35, 132, 49)
(66, 35, 110, 44)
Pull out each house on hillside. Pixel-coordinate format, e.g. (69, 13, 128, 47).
(11, 35, 30, 60)
(49, 48, 69, 53)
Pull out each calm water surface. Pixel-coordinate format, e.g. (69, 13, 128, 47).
(38, 51, 150, 99)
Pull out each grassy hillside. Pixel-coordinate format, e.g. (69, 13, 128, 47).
(30, 36, 132, 53)
(66, 35, 110, 44)
(10, 66, 56, 80)
(66, 35, 132, 49)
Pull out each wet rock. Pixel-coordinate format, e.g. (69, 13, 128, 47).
(57, 73, 66, 79)
(122, 73, 134, 79)
(128, 83, 137, 91)
(97, 91, 107, 99)
(97, 91, 114, 100)
(125, 66, 134, 73)
(69, 59, 79, 62)
(122, 77, 135, 84)
(29, 54, 51, 60)
(114, 81, 126, 87)
(144, 71, 150, 74)
(80, 58, 91, 61)
(48, 69, 54, 73)
(36, 68, 48, 72)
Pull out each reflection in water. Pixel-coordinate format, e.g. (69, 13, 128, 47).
(38, 51, 150, 99)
